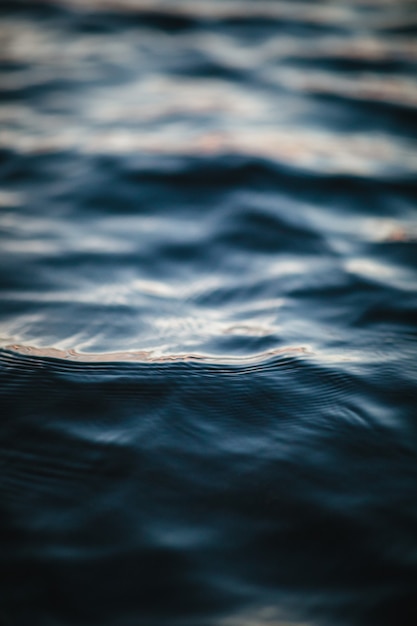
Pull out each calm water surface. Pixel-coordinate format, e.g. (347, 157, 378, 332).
(1, 1, 417, 625)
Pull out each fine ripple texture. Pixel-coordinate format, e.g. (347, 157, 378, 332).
(0, 1, 417, 626)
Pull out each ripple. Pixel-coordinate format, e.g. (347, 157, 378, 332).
(1, 2, 417, 625)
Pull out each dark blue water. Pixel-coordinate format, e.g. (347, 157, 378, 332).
(1, 1, 417, 625)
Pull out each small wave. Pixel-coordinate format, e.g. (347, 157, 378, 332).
(1, 1, 417, 625)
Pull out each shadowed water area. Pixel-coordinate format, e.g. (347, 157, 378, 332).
(1, 1, 417, 625)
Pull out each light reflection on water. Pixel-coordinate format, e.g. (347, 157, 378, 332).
(0, 2, 417, 626)
(1, 1, 417, 174)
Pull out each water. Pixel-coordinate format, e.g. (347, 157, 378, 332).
(1, 1, 417, 625)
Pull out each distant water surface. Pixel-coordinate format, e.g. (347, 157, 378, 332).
(0, 1, 417, 625)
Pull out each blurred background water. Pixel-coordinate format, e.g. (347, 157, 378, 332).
(0, 1, 417, 625)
